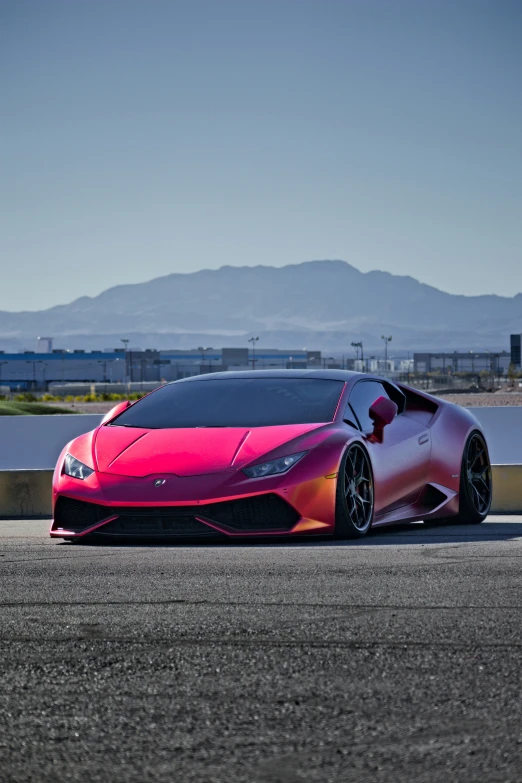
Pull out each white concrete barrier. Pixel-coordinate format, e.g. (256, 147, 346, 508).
(0, 405, 521, 470)
(0, 415, 103, 470)
(467, 407, 522, 464)
(1, 405, 521, 518)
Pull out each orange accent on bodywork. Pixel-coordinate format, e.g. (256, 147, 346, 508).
(291, 518, 331, 533)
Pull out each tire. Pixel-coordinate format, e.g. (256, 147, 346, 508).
(447, 431, 492, 524)
(335, 443, 374, 539)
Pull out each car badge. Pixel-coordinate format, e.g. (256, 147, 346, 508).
(154, 479, 166, 487)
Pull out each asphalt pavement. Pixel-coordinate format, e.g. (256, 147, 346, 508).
(1, 517, 521, 783)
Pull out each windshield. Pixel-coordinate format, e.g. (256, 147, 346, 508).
(111, 378, 344, 429)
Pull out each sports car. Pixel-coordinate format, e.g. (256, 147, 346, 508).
(50, 370, 492, 540)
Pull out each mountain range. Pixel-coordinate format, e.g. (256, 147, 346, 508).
(1, 260, 520, 353)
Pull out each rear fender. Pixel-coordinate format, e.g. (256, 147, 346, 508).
(429, 403, 486, 493)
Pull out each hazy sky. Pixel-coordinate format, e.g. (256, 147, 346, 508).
(1, 0, 521, 311)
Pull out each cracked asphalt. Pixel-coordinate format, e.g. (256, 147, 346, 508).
(1, 517, 521, 783)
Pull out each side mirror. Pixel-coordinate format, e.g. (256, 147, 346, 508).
(100, 400, 131, 425)
(369, 396, 397, 441)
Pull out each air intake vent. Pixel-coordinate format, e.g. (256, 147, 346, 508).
(53, 496, 112, 532)
(53, 493, 300, 536)
(97, 516, 218, 537)
(199, 494, 299, 531)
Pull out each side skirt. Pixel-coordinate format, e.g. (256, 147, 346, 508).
(372, 483, 459, 527)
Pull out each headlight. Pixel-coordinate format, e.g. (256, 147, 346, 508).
(242, 451, 306, 478)
(63, 453, 94, 480)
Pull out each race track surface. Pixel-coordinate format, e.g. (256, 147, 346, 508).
(1, 518, 521, 783)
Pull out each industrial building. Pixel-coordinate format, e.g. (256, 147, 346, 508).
(0, 346, 323, 391)
(511, 334, 522, 369)
(2, 338, 517, 393)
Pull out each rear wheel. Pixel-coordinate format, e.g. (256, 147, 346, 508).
(335, 444, 374, 539)
(447, 431, 492, 524)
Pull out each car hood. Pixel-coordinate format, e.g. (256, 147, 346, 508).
(94, 423, 323, 477)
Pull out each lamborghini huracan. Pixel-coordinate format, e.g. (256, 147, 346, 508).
(50, 370, 492, 540)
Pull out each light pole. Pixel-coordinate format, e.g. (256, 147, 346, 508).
(121, 339, 130, 385)
(198, 346, 213, 373)
(351, 341, 364, 371)
(97, 359, 110, 391)
(493, 353, 501, 387)
(26, 360, 40, 390)
(249, 336, 259, 369)
(381, 335, 392, 372)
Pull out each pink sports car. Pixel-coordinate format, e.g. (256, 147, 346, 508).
(50, 370, 492, 540)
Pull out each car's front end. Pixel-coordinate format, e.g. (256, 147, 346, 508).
(50, 427, 344, 539)
(50, 373, 355, 540)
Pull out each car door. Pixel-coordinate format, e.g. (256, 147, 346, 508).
(346, 380, 431, 517)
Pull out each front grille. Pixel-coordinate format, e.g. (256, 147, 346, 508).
(97, 515, 218, 537)
(111, 494, 299, 532)
(198, 494, 299, 531)
(53, 493, 300, 535)
(53, 496, 112, 532)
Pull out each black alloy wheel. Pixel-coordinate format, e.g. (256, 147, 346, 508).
(460, 431, 492, 522)
(335, 443, 374, 538)
(436, 431, 492, 526)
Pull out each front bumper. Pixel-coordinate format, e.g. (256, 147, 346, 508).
(50, 468, 337, 538)
(51, 493, 305, 537)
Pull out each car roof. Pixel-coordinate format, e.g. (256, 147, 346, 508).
(172, 369, 368, 383)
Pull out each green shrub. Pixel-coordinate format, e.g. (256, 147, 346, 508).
(0, 401, 76, 416)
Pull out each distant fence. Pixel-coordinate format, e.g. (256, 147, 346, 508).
(48, 381, 164, 396)
(406, 375, 515, 393)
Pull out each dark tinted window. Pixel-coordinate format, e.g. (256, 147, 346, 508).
(112, 378, 344, 429)
(349, 381, 391, 432)
(343, 403, 359, 430)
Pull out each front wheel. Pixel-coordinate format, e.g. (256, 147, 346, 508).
(335, 443, 374, 539)
(448, 431, 492, 524)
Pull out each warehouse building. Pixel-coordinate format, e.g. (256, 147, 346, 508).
(511, 334, 521, 369)
(0, 346, 323, 391)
